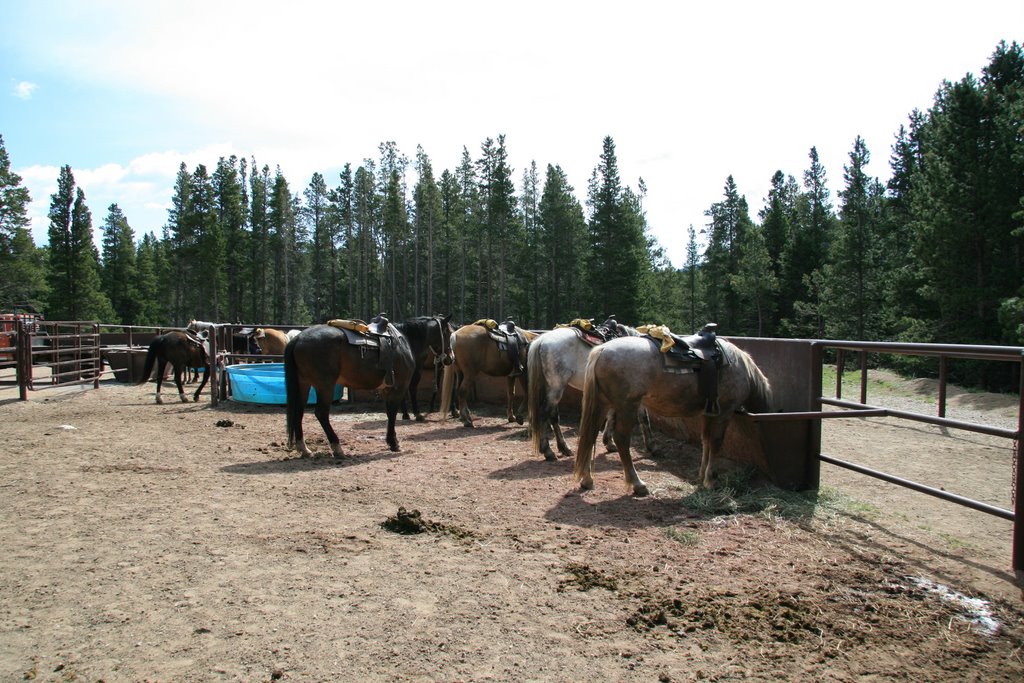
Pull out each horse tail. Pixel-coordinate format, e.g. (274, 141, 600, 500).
(573, 345, 607, 486)
(136, 338, 159, 385)
(284, 338, 301, 445)
(527, 340, 546, 454)
(439, 337, 457, 419)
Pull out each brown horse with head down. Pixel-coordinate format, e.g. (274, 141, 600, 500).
(439, 322, 537, 428)
(284, 322, 417, 457)
(137, 330, 210, 404)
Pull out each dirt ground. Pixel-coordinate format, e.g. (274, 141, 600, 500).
(0, 374, 1022, 682)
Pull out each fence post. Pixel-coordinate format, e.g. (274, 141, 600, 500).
(1015, 352, 1024, 591)
(16, 319, 27, 401)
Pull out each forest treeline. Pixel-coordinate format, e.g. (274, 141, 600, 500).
(0, 41, 1022, 387)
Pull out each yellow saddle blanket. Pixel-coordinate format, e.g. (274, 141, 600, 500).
(554, 318, 593, 331)
(473, 318, 498, 330)
(636, 324, 676, 353)
(327, 318, 370, 334)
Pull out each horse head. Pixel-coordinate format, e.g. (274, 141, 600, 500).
(434, 314, 455, 366)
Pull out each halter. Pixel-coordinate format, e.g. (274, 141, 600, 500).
(429, 315, 453, 366)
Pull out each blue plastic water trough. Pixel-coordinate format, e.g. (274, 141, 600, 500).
(225, 362, 341, 405)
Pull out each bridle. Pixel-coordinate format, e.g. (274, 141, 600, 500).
(429, 315, 454, 367)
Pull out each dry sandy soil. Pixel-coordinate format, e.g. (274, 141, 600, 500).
(0, 373, 1022, 682)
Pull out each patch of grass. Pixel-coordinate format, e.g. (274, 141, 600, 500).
(678, 471, 880, 525)
(938, 532, 975, 550)
(664, 527, 700, 545)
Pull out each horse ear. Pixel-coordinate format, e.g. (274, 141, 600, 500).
(443, 313, 452, 324)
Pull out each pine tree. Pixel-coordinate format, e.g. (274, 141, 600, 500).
(538, 164, 587, 326)
(730, 224, 779, 336)
(819, 136, 884, 340)
(45, 167, 114, 321)
(304, 172, 333, 322)
(683, 224, 702, 331)
(781, 147, 836, 337)
(586, 136, 647, 324)
(134, 232, 162, 325)
(702, 175, 752, 332)
(213, 156, 249, 322)
(190, 164, 226, 321)
(100, 203, 138, 324)
(413, 147, 442, 316)
(249, 162, 271, 322)
(520, 161, 541, 325)
(0, 135, 47, 310)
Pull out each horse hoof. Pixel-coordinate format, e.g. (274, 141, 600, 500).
(543, 452, 557, 462)
(415, 414, 425, 422)
(633, 484, 650, 497)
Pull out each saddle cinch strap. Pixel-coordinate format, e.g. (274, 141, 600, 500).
(640, 322, 726, 416)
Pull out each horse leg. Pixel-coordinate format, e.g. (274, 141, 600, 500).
(153, 358, 166, 404)
(192, 366, 210, 402)
(504, 377, 516, 423)
(406, 369, 424, 422)
(699, 415, 730, 488)
(289, 379, 312, 457)
(312, 389, 343, 458)
(171, 364, 189, 403)
(637, 407, 657, 457)
(611, 410, 648, 497)
(457, 374, 474, 428)
(601, 410, 617, 453)
(383, 389, 402, 451)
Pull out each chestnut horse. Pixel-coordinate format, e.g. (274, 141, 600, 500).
(439, 322, 537, 428)
(574, 336, 772, 494)
(252, 327, 294, 356)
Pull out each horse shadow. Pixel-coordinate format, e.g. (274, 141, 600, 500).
(221, 447, 403, 475)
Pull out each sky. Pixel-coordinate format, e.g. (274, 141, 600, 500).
(2, 1, 1021, 267)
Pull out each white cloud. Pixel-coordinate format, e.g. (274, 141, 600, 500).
(13, 81, 38, 99)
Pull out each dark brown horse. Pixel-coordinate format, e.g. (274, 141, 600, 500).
(395, 314, 454, 421)
(439, 322, 537, 428)
(137, 330, 210, 404)
(284, 322, 416, 457)
(574, 335, 772, 494)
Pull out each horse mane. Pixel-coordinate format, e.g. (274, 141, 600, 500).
(732, 343, 774, 413)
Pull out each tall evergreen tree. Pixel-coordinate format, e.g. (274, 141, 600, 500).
(0, 135, 46, 310)
(586, 136, 645, 323)
(537, 164, 587, 326)
(213, 156, 248, 322)
(782, 147, 836, 337)
(134, 232, 162, 325)
(413, 147, 442, 316)
(304, 172, 333, 322)
(702, 175, 752, 332)
(249, 162, 271, 322)
(100, 203, 138, 324)
(45, 167, 114, 321)
(189, 164, 226, 321)
(819, 136, 885, 340)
